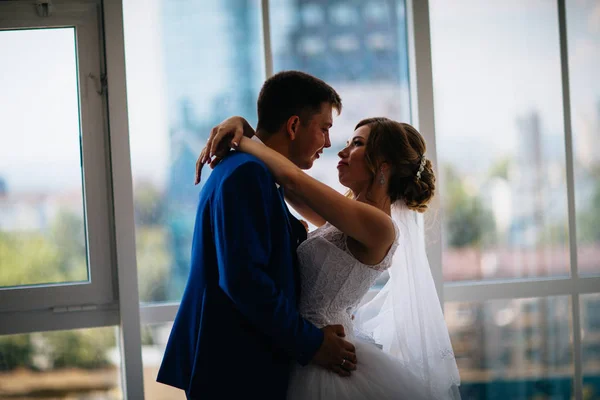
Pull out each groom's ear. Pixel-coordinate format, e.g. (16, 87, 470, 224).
(285, 115, 300, 141)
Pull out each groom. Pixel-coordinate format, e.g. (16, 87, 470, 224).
(157, 71, 357, 399)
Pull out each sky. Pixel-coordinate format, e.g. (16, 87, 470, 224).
(0, 28, 82, 193)
(430, 0, 600, 172)
(0, 0, 598, 194)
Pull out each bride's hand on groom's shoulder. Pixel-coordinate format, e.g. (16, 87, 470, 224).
(312, 325, 357, 377)
(195, 116, 253, 185)
(195, 143, 225, 184)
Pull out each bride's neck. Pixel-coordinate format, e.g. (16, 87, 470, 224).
(354, 188, 392, 216)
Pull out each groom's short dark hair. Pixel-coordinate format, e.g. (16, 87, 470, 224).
(256, 71, 342, 134)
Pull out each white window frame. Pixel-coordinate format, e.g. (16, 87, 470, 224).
(103, 0, 144, 397)
(0, 0, 117, 331)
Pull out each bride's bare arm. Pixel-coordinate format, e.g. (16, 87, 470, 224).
(237, 137, 395, 252)
(284, 190, 326, 228)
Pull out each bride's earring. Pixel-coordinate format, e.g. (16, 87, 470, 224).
(379, 170, 385, 185)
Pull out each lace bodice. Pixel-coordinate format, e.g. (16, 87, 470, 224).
(296, 222, 399, 334)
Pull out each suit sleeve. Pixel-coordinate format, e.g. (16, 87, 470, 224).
(213, 161, 323, 365)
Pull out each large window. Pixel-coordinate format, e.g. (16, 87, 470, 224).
(430, 0, 568, 282)
(0, 0, 115, 319)
(430, 0, 600, 398)
(2, 1, 598, 399)
(123, 0, 265, 305)
(0, 2, 122, 398)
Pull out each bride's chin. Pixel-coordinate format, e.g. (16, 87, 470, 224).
(338, 177, 350, 189)
(338, 179, 358, 195)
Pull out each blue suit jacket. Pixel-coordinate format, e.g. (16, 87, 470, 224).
(157, 152, 324, 399)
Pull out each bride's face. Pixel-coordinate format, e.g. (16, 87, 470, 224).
(337, 125, 373, 192)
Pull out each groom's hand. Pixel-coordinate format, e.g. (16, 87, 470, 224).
(312, 325, 357, 377)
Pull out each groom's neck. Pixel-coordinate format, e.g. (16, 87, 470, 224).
(256, 129, 291, 160)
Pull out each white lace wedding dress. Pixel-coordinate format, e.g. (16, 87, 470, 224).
(287, 222, 440, 400)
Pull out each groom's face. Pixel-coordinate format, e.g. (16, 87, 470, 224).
(290, 102, 333, 170)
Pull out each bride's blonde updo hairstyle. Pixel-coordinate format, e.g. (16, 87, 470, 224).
(355, 117, 435, 213)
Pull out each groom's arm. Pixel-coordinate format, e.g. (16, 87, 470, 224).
(213, 161, 323, 365)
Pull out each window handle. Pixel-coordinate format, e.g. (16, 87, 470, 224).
(35, 0, 53, 17)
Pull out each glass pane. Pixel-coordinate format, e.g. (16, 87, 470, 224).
(567, 0, 600, 277)
(123, 0, 265, 303)
(445, 297, 573, 399)
(0, 28, 88, 288)
(269, 0, 411, 195)
(430, 1, 571, 282)
(0, 327, 121, 399)
(582, 293, 600, 398)
(142, 323, 186, 400)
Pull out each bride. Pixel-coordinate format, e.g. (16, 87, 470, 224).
(197, 116, 461, 399)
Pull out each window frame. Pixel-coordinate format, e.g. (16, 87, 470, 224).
(0, 0, 116, 318)
(0, 1, 596, 399)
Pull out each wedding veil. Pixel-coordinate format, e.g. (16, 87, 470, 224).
(353, 201, 461, 399)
